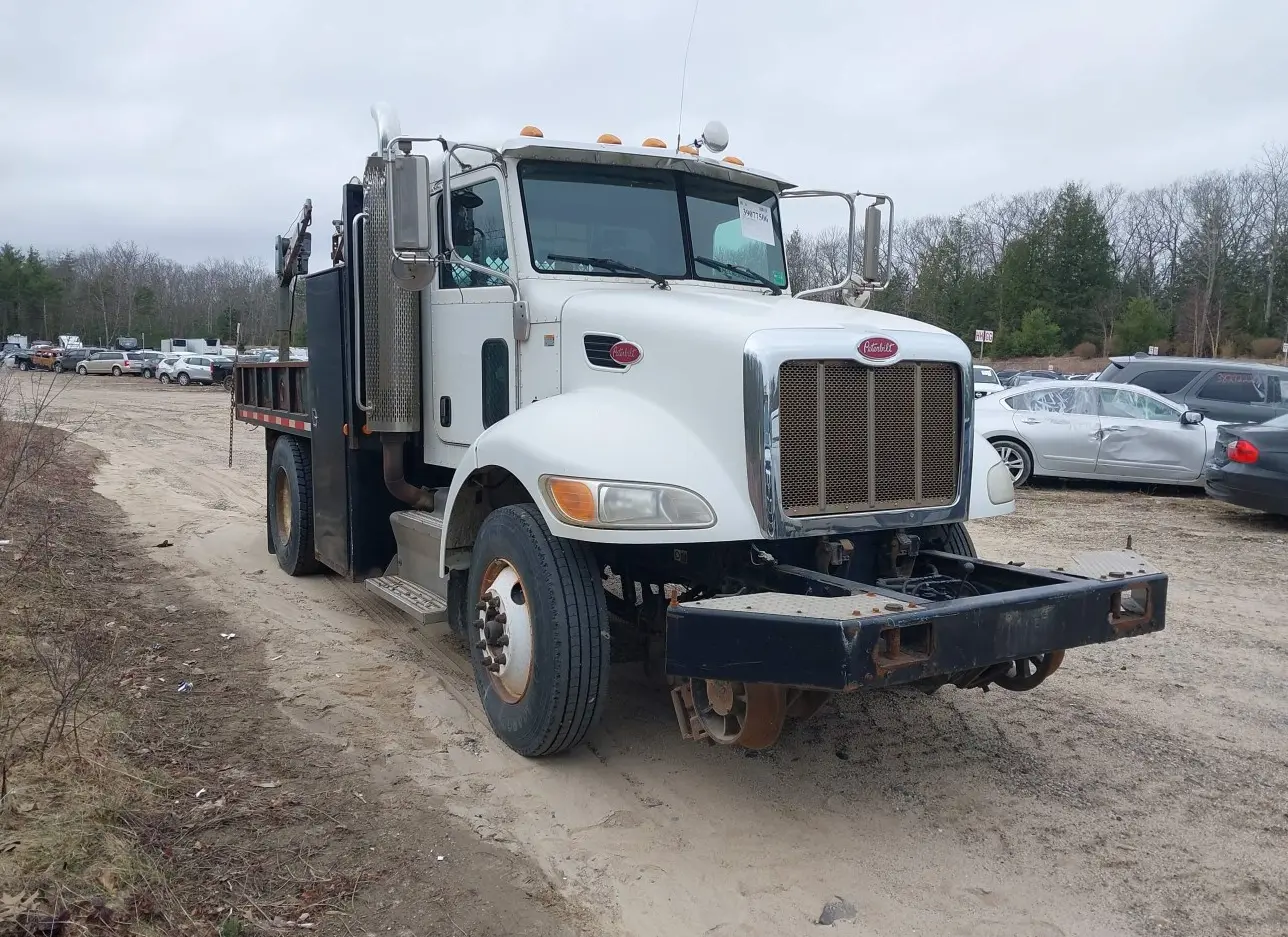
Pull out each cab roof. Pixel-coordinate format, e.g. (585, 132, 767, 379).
(486, 137, 795, 193)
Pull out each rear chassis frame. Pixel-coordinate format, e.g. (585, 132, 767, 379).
(665, 550, 1165, 692)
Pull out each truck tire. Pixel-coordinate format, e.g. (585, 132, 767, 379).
(930, 522, 977, 557)
(466, 503, 610, 757)
(268, 435, 320, 576)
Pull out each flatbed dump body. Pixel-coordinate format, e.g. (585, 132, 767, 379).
(233, 361, 311, 435)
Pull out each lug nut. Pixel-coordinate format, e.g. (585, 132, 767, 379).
(475, 600, 488, 612)
(492, 653, 507, 666)
(496, 635, 509, 647)
(495, 612, 507, 625)
(485, 661, 501, 672)
(475, 640, 487, 650)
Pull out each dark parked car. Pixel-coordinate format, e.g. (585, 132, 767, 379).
(52, 347, 104, 373)
(1204, 412, 1288, 516)
(1098, 355, 1288, 423)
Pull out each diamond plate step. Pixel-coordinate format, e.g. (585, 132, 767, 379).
(364, 575, 448, 625)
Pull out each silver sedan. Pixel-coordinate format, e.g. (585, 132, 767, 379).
(974, 380, 1223, 486)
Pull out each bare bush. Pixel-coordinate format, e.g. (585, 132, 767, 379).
(1073, 341, 1099, 359)
(1250, 336, 1284, 358)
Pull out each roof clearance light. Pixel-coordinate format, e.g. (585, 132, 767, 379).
(597, 133, 622, 145)
(722, 155, 744, 166)
(519, 125, 544, 138)
(678, 144, 699, 155)
(641, 137, 667, 148)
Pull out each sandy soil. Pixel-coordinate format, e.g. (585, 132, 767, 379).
(39, 373, 1288, 937)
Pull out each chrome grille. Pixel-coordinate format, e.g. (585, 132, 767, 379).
(777, 360, 960, 516)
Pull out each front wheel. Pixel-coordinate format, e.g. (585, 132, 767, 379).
(176, 372, 190, 386)
(991, 439, 1033, 487)
(467, 503, 610, 757)
(76, 365, 88, 376)
(159, 374, 171, 384)
(18, 361, 29, 371)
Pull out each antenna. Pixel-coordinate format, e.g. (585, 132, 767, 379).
(675, 0, 702, 151)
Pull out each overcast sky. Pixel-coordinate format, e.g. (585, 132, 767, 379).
(2, 0, 1284, 267)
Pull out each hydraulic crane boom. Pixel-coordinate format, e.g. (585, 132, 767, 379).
(273, 199, 313, 361)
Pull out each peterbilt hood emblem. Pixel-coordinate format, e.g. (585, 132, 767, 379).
(857, 336, 899, 362)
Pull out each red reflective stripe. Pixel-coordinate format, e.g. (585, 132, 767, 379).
(236, 408, 307, 431)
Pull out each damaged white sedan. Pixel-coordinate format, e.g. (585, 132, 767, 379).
(975, 380, 1221, 487)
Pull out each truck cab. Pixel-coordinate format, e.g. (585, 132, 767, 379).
(235, 109, 1166, 757)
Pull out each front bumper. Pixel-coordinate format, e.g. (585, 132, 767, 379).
(665, 550, 1166, 691)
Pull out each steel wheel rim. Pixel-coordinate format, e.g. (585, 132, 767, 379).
(691, 680, 787, 749)
(477, 559, 534, 704)
(274, 470, 292, 543)
(995, 444, 1026, 480)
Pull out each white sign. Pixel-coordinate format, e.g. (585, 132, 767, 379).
(1282, 342, 1288, 354)
(974, 329, 994, 343)
(738, 197, 776, 246)
(1148, 345, 1159, 355)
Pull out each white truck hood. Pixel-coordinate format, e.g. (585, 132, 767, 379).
(549, 282, 952, 344)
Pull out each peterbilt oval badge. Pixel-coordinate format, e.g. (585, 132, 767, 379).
(857, 336, 898, 361)
(608, 341, 642, 366)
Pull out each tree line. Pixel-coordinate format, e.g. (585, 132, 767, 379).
(3, 144, 1285, 358)
(0, 244, 284, 348)
(787, 145, 1288, 360)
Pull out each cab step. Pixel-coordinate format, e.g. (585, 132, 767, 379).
(364, 575, 448, 625)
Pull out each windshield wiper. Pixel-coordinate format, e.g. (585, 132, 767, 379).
(546, 253, 669, 289)
(694, 255, 782, 295)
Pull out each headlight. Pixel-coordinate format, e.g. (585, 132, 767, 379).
(541, 476, 716, 529)
(986, 460, 1015, 505)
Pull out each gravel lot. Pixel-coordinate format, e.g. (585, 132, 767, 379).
(42, 373, 1288, 936)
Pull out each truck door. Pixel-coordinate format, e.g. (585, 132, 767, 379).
(429, 170, 515, 448)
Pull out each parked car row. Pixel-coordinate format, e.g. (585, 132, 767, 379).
(979, 356, 1288, 423)
(2, 348, 236, 387)
(976, 379, 1288, 516)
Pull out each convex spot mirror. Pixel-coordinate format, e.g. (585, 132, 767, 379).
(449, 190, 484, 249)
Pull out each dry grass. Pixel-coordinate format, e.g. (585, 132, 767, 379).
(0, 376, 365, 936)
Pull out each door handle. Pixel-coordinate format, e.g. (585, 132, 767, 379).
(1019, 418, 1041, 424)
(1102, 425, 1125, 432)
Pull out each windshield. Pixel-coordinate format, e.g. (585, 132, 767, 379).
(974, 366, 999, 384)
(518, 160, 788, 290)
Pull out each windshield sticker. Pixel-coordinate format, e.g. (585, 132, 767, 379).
(772, 270, 787, 286)
(738, 198, 776, 246)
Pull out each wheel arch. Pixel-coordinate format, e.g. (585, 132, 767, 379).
(436, 390, 763, 576)
(441, 463, 538, 574)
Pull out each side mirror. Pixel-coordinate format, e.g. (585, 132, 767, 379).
(1181, 410, 1203, 425)
(861, 202, 882, 281)
(389, 154, 431, 252)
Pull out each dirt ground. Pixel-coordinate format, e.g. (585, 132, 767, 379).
(28, 373, 1288, 936)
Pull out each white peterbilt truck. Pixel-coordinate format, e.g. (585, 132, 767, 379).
(234, 108, 1166, 755)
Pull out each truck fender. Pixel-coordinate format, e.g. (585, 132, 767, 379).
(968, 433, 1015, 520)
(437, 388, 764, 575)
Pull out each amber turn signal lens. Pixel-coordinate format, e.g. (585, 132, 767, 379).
(546, 478, 596, 523)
